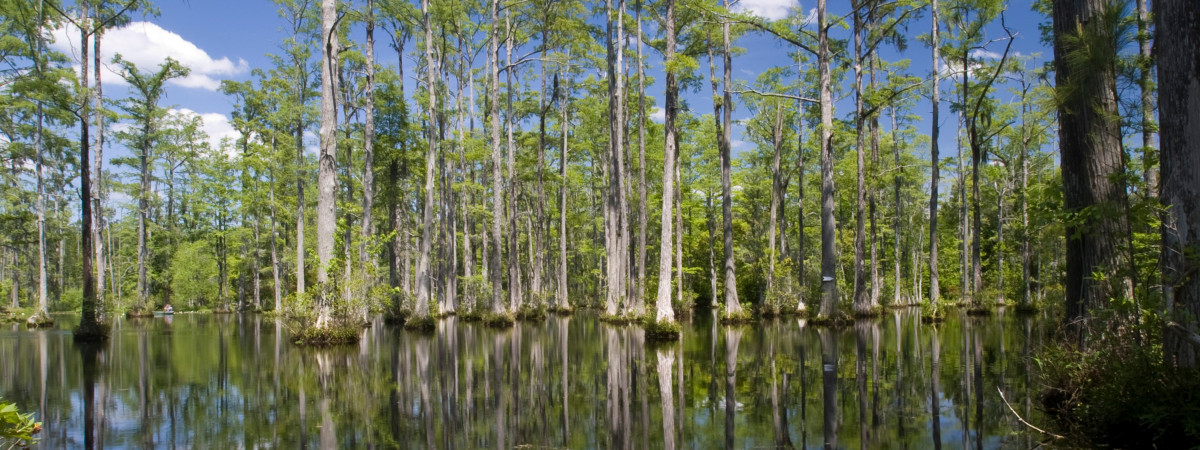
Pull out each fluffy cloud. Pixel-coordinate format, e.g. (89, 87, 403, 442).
(732, 0, 800, 21)
(649, 107, 666, 123)
(169, 108, 240, 150)
(49, 21, 248, 91)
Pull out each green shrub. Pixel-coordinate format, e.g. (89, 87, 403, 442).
(642, 315, 681, 341)
(1038, 333, 1200, 448)
(290, 323, 361, 346)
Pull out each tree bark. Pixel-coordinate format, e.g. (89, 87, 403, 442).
(361, 0, 377, 273)
(559, 60, 571, 311)
(1137, 0, 1157, 194)
(817, 0, 838, 319)
(720, 0, 742, 317)
(928, 0, 942, 309)
(1054, 0, 1132, 338)
(604, 0, 629, 316)
(635, 0, 648, 314)
(767, 103, 785, 295)
(316, 0, 340, 326)
(1156, 0, 1200, 368)
(76, 0, 102, 339)
(852, 1, 870, 315)
(489, 0, 505, 314)
(416, 0, 437, 320)
(654, 0, 679, 324)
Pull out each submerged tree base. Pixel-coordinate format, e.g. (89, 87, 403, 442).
(482, 312, 515, 328)
(852, 304, 885, 318)
(1013, 302, 1040, 315)
(516, 305, 547, 321)
(808, 311, 854, 327)
(1039, 334, 1200, 448)
(125, 306, 155, 318)
(291, 324, 361, 346)
(719, 305, 754, 324)
(642, 316, 681, 341)
(600, 312, 641, 325)
(965, 303, 995, 316)
(403, 315, 436, 333)
(548, 304, 574, 315)
(72, 323, 111, 342)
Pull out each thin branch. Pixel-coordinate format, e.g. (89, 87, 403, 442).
(729, 88, 819, 104)
(997, 387, 1065, 440)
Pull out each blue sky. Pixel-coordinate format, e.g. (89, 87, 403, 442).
(46, 0, 1056, 168)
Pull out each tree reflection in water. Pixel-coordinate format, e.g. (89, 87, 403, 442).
(0, 309, 1053, 448)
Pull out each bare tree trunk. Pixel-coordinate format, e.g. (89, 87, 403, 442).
(361, 0, 377, 275)
(852, 1, 870, 315)
(76, 0, 102, 339)
(720, 0, 742, 317)
(654, 0, 679, 325)
(316, 0, 340, 327)
(1137, 0, 1157, 194)
(415, 0, 437, 320)
(558, 60, 571, 311)
(93, 27, 106, 310)
(505, 12, 523, 313)
(489, 0, 506, 314)
(817, 0, 838, 319)
(1156, 0, 1200, 368)
(767, 103, 785, 295)
(604, 0, 629, 316)
(892, 107, 904, 305)
(796, 51, 807, 311)
(269, 161, 282, 312)
(635, 0, 648, 314)
(928, 0, 942, 309)
(1054, 0, 1132, 340)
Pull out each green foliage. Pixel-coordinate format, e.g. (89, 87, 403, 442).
(290, 323, 361, 346)
(641, 315, 681, 341)
(0, 399, 40, 447)
(1038, 336, 1200, 448)
(169, 240, 220, 311)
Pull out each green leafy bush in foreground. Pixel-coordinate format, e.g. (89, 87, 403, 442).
(1, 399, 40, 447)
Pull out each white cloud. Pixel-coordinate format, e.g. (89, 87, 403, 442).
(649, 107, 665, 123)
(969, 49, 1002, 60)
(49, 21, 248, 91)
(169, 108, 240, 150)
(732, 0, 800, 21)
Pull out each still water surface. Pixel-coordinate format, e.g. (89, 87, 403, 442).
(1, 309, 1050, 449)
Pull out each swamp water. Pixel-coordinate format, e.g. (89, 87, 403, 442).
(1, 309, 1051, 449)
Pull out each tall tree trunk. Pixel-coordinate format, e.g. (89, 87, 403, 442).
(269, 161, 282, 312)
(767, 103, 785, 295)
(93, 27, 106, 308)
(796, 51, 807, 311)
(654, 0, 678, 325)
(489, 0, 506, 314)
(416, 0, 437, 320)
(891, 108, 904, 305)
(316, 0, 340, 326)
(76, 0, 102, 339)
(505, 12, 523, 313)
(604, 0, 629, 316)
(361, 0, 377, 273)
(1019, 82, 1032, 307)
(928, 0, 942, 309)
(635, 0, 648, 314)
(1137, 0, 1157, 194)
(137, 118, 151, 312)
(1054, 0, 1132, 340)
(852, 1, 870, 315)
(720, 0, 742, 317)
(558, 60, 571, 311)
(817, 0, 838, 319)
(1156, 0, 1200, 368)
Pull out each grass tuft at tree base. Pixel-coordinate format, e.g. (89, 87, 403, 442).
(516, 304, 547, 321)
(851, 304, 885, 318)
(403, 315, 436, 333)
(1013, 302, 1040, 315)
(718, 305, 754, 324)
(125, 305, 155, 318)
(291, 324, 361, 346)
(548, 304, 574, 315)
(1038, 333, 1200, 448)
(807, 310, 854, 327)
(642, 316, 681, 341)
(482, 311, 515, 328)
(600, 312, 641, 325)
